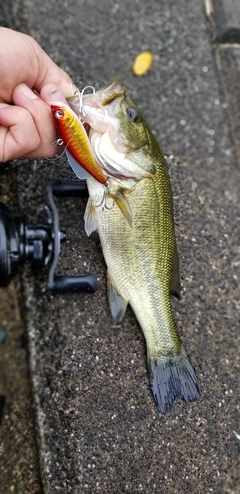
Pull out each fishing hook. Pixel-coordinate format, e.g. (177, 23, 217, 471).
(92, 181, 111, 210)
(79, 85, 96, 122)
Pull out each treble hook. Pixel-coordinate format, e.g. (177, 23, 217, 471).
(79, 85, 96, 122)
(92, 182, 110, 210)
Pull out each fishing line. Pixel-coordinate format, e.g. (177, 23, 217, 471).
(45, 138, 66, 161)
(45, 136, 75, 161)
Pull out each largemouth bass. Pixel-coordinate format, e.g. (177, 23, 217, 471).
(69, 81, 200, 413)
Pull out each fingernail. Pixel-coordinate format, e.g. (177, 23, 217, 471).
(19, 83, 39, 99)
(49, 87, 67, 103)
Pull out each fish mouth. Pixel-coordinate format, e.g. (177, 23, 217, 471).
(68, 80, 128, 152)
(89, 130, 152, 182)
(89, 131, 135, 181)
(97, 83, 125, 107)
(80, 80, 125, 139)
(82, 98, 122, 136)
(68, 80, 152, 181)
(85, 79, 125, 107)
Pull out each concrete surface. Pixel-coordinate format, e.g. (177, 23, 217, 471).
(209, 0, 240, 42)
(216, 46, 240, 168)
(0, 169, 41, 493)
(1, 0, 240, 493)
(0, 285, 42, 494)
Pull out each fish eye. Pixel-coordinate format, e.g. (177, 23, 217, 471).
(55, 109, 64, 118)
(127, 107, 138, 122)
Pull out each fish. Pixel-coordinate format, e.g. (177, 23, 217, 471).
(51, 102, 107, 185)
(69, 80, 201, 413)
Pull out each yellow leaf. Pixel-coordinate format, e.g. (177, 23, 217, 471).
(133, 51, 153, 76)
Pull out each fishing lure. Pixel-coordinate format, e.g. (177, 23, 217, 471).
(51, 102, 107, 185)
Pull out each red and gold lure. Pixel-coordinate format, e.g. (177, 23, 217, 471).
(51, 103, 107, 185)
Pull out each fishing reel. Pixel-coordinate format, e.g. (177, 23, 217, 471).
(0, 180, 98, 294)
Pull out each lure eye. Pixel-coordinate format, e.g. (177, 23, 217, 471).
(127, 107, 138, 122)
(55, 109, 64, 119)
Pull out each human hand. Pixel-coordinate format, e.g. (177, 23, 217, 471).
(0, 27, 74, 162)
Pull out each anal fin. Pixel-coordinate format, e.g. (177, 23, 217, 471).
(107, 274, 128, 323)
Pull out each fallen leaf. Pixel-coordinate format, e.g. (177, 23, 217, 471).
(133, 51, 153, 76)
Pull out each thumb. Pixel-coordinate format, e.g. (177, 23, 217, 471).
(40, 84, 72, 106)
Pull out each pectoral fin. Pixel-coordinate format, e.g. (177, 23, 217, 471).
(108, 190, 132, 227)
(107, 274, 128, 323)
(84, 197, 98, 236)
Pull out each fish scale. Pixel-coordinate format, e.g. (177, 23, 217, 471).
(88, 153, 180, 359)
(71, 80, 200, 413)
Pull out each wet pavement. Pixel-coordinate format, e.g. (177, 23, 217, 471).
(0, 284, 42, 494)
(1, 0, 240, 493)
(0, 168, 42, 493)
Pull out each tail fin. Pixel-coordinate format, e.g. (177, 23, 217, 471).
(148, 346, 200, 414)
